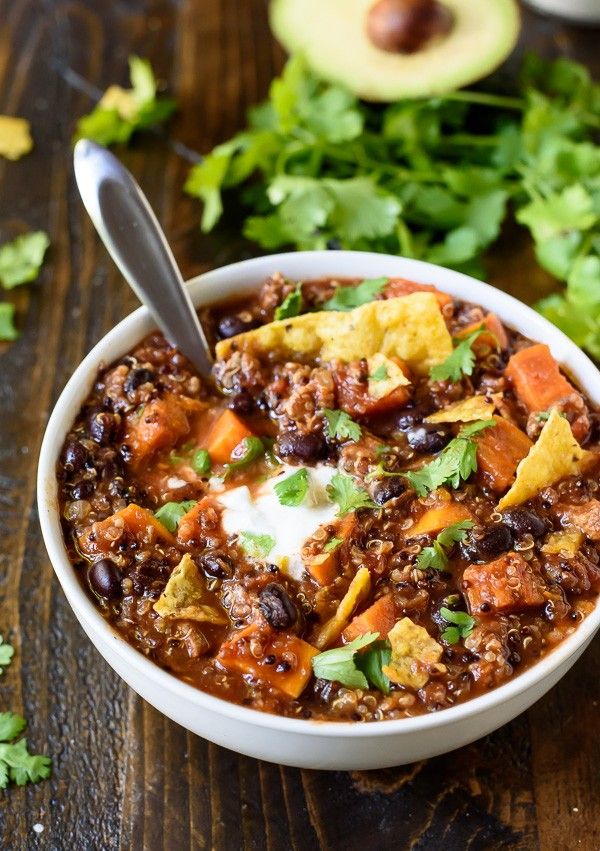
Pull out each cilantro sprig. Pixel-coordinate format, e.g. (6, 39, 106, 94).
(239, 531, 276, 559)
(429, 328, 485, 383)
(322, 277, 388, 311)
(0, 635, 14, 675)
(0, 231, 50, 290)
(326, 472, 376, 516)
(323, 409, 362, 442)
(312, 632, 379, 689)
(415, 520, 474, 571)
(154, 499, 197, 533)
(403, 420, 495, 497)
(274, 281, 303, 320)
(274, 467, 309, 506)
(439, 607, 476, 644)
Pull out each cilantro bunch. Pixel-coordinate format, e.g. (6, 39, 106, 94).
(186, 54, 600, 360)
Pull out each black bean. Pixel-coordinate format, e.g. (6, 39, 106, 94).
(406, 424, 452, 454)
(373, 476, 406, 505)
(63, 440, 89, 473)
(88, 558, 121, 599)
(501, 507, 547, 538)
(228, 391, 254, 415)
(258, 583, 298, 630)
(71, 480, 94, 500)
(277, 430, 327, 463)
(196, 551, 234, 580)
(217, 314, 257, 340)
(89, 411, 117, 445)
(394, 407, 424, 430)
(124, 367, 155, 395)
(119, 444, 133, 464)
(463, 523, 513, 562)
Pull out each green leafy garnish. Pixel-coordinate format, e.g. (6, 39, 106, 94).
(321, 277, 388, 312)
(323, 408, 362, 442)
(311, 632, 380, 689)
(154, 500, 197, 533)
(191, 449, 211, 475)
(326, 472, 376, 516)
(274, 467, 309, 506)
(403, 420, 495, 497)
(0, 713, 52, 790)
(239, 531, 276, 559)
(0, 635, 14, 674)
(369, 364, 389, 382)
(225, 435, 265, 476)
(439, 607, 476, 644)
(75, 56, 176, 146)
(429, 328, 485, 383)
(355, 639, 392, 694)
(415, 520, 474, 571)
(0, 231, 49, 289)
(0, 303, 18, 341)
(323, 536, 342, 553)
(274, 281, 303, 320)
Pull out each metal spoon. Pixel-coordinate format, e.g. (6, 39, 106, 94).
(73, 139, 213, 378)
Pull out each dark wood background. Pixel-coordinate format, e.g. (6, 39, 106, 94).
(0, 1, 598, 848)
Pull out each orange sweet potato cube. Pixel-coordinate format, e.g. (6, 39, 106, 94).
(78, 503, 175, 555)
(462, 552, 546, 614)
(476, 417, 532, 494)
(343, 595, 396, 642)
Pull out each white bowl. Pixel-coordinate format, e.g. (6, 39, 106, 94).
(38, 250, 600, 770)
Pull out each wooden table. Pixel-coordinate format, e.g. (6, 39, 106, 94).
(1, 2, 598, 848)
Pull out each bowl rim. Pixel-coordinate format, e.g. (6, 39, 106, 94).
(37, 249, 600, 739)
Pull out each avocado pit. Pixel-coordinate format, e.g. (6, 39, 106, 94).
(366, 0, 454, 54)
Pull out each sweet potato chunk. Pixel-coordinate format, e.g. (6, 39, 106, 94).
(505, 344, 588, 441)
(304, 514, 356, 586)
(335, 361, 411, 418)
(456, 312, 508, 352)
(216, 623, 317, 698)
(476, 416, 532, 493)
(124, 395, 193, 468)
(462, 552, 546, 614)
(343, 595, 396, 643)
(177, 497, 221, 546)
(205, 409, 254, 465)
(410, 500, 474, 538)
(78, 503, 175, 555)
(559, 500, 600, 541)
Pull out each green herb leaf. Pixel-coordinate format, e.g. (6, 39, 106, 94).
(274, 281, 303, 320)
(0, 712, 26, 742)
(430, 328, 485, 382)
(322, 277, 388, 312)
(326, 472, 376, 517)
(323, 536, 342, 553)
(154, 500, 197, 533)
(323, 408, 362, 441)
(355, 639, 392, 694)
(0, 303, 18, 341)
(311, 632, 380, 689)
(239, 531, 276, 559)
(0, 712, 51, 790)
(440, 606, 476, 643)
(274, 467, 309, 506)
(225, 436, 265, 476)
(0, 635, 14, 674)
(0, 231, 49, 289)
(403, 420, 495, 497)
(416, 520, 474, 571)
(191, 449, 211, 475)
(369, 364, 389, 382)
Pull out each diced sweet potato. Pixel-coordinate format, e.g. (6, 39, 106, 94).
(476, 416, 532, 493)
(304, 514, 356, 586)
(462, 552, 546, 614)
(216, 623, 317, 698)
(205, 409, 254, 465)
(409, 500, 474, 538)
(177, 497, 220, 546)
(558, 500, 600, 541)
(384, 277, 452, 308)
(335, 362, 411, 418)
(455, 312, 509, 353)
(343, 595, 396, 643)
(78, 503, 175, 555)
(124, 395, 192, 468)
(505, 344, 588, 441)
(313, 567, 371, 649)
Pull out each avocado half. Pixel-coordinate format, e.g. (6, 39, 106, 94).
(270, 0, 521, 101)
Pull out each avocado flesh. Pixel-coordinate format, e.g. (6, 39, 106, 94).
(270, 0, 520, 101)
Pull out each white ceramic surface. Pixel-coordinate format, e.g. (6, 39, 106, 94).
(38, 251, 600, 770)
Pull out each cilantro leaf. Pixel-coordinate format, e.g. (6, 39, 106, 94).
(355, 639, 392, 694)
(323, 408, 362, 442)
(274, 468, 309, 506)
(0, 713, 52, 789)
(403, 420, 495, 497)
(326, 472, 376, 516)
(239, 531, 275, 559)
(416, 520, 474, 571)
(440, 607, 476, 643)
(0, 231, 49, 289)
(311, 632, 380, 689)
(0, 635, 14, 674)
(323, 536, 342, 553)
(370, 364, 389, 382)
(274, 282, 303, 320)
(429, 328, 485, 382)
(322, 277, 388, 311)
(0, 303, 18, 341)
(0, 712, 26, 742)
(154, 500, 197, 533)
(191, 449, 211, 475)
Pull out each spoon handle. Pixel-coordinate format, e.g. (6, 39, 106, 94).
(74, 139, 213, 379)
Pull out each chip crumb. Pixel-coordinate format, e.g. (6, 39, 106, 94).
(32, 823, 44, 834)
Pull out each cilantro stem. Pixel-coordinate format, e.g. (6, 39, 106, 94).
(436, 91, 525, 110)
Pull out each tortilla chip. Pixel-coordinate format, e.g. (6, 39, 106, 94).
(497, 409, 595, 511)
(425, 395, 496, 424)
(382, 617, 445, 690)
(99, 85, 139, 120)
(216, 293, 452, 377)
(541, 529, 583, 558)
(153, 553, 228, 623)
(0, 116, 33, 161)
(313, 566, 371, 649)
(367, 353, 410, 401)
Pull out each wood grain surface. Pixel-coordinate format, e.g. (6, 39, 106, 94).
(0, 2, 598, 849)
